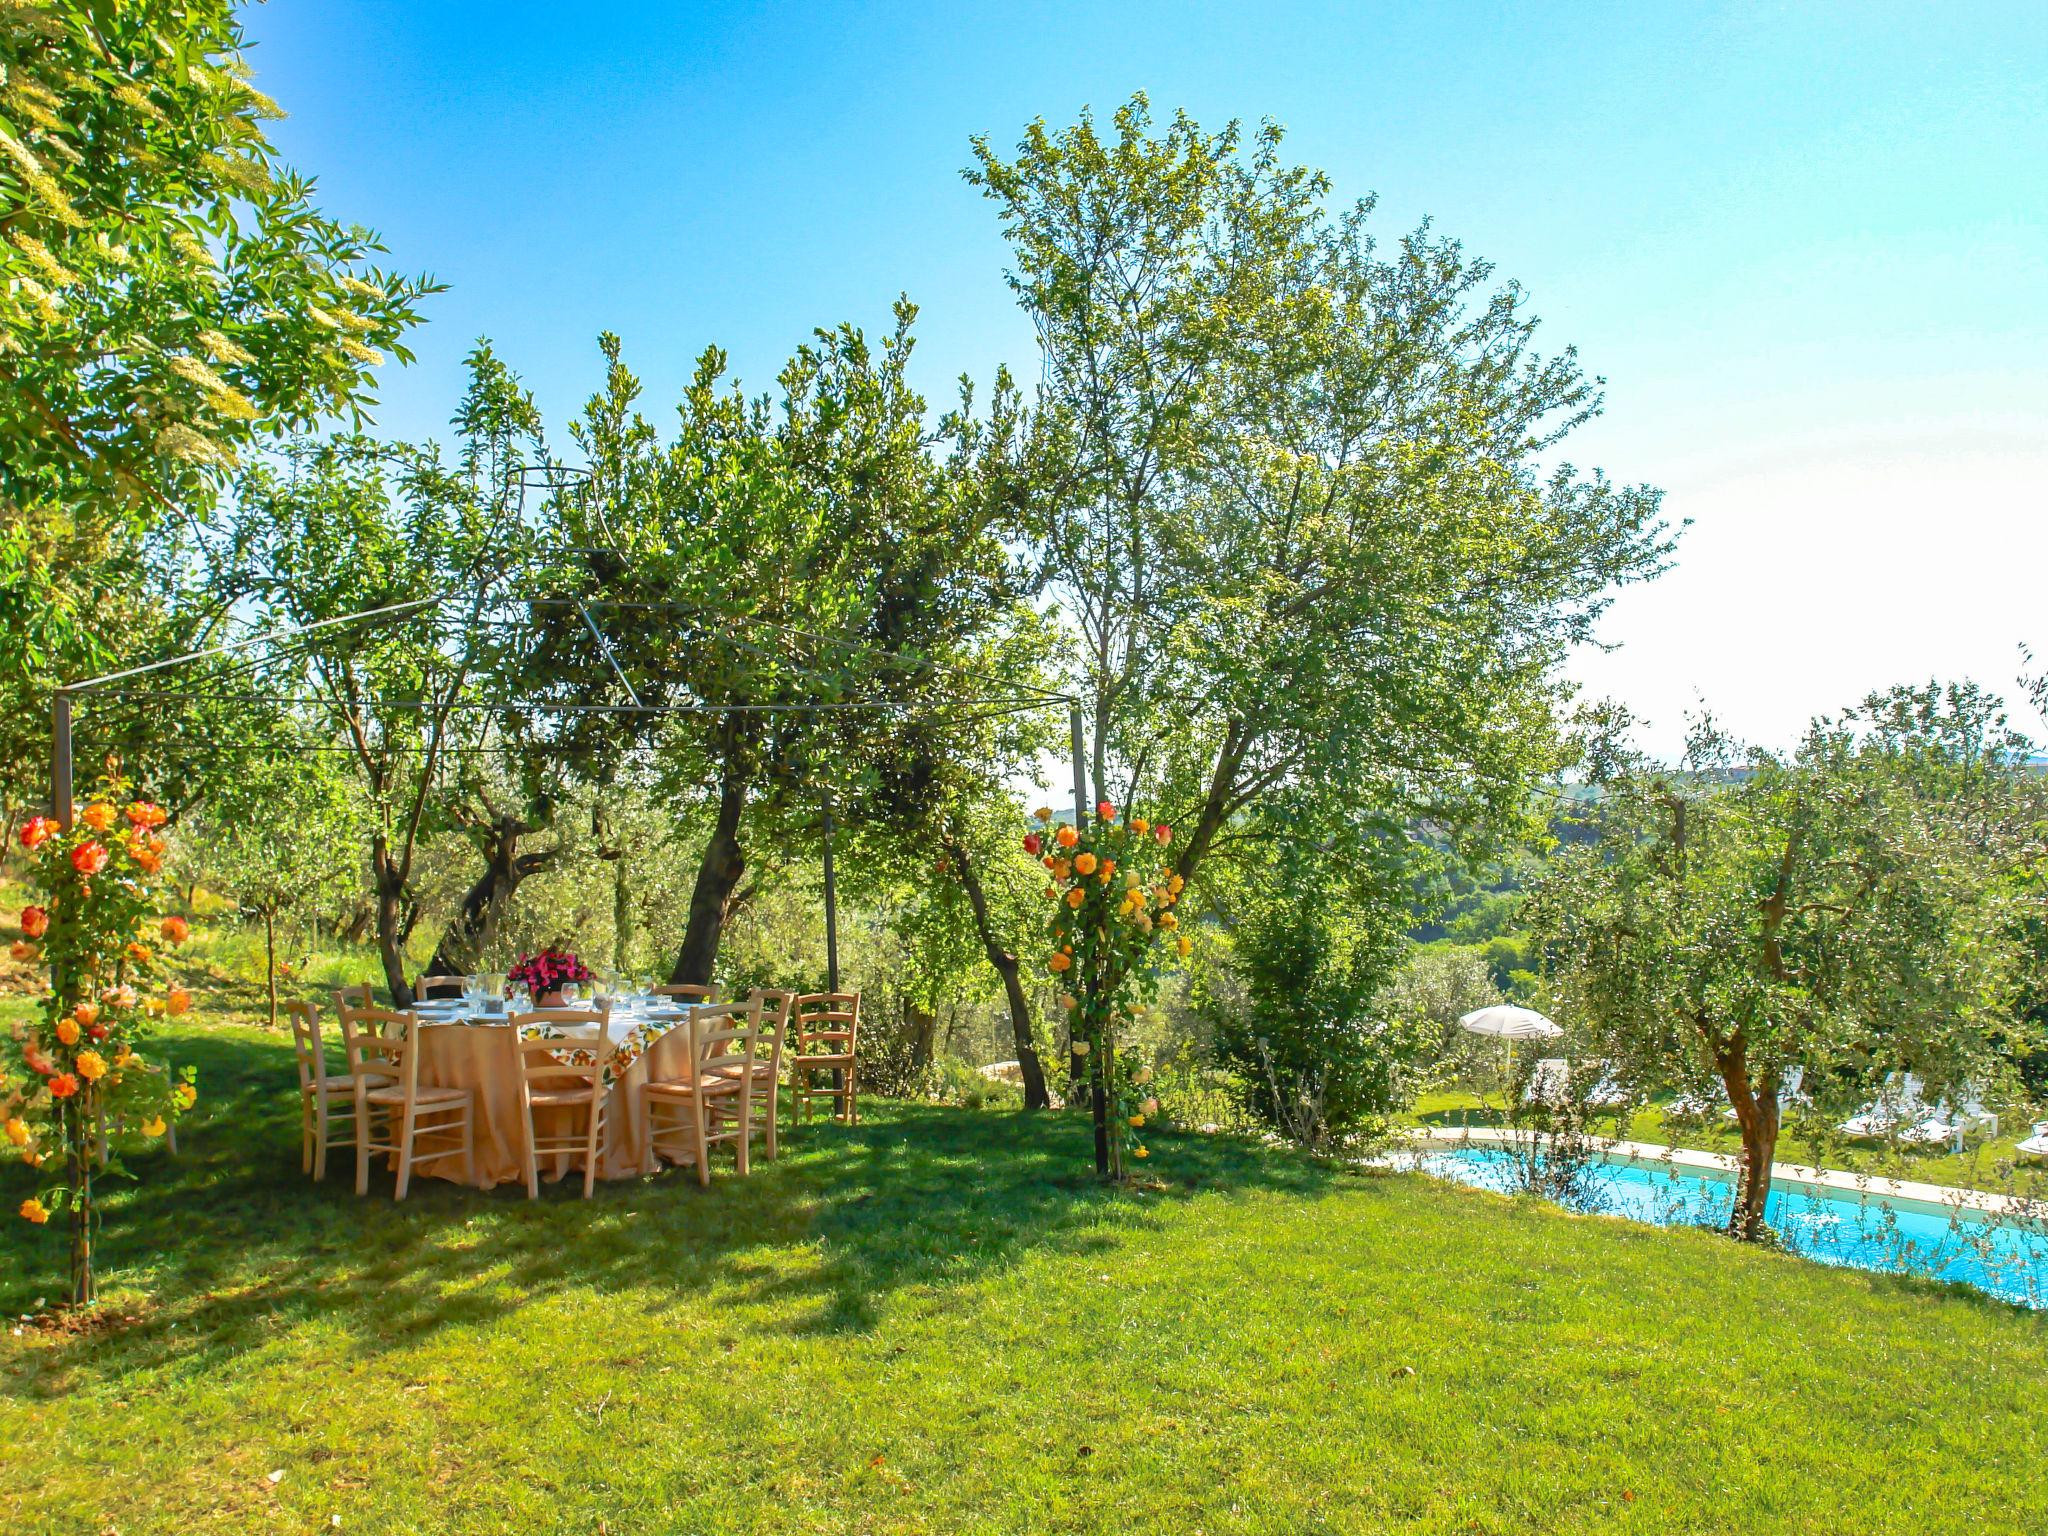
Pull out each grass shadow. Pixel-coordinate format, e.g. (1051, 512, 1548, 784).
(0, 1023, 1337, 1390)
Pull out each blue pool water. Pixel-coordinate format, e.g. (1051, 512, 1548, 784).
(1416, 1145, 2048, 1309)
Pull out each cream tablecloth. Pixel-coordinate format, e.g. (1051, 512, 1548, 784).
(401, 1003, 706, 1188)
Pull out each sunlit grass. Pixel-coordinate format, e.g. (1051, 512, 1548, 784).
(3, 1018, 2044, 1534)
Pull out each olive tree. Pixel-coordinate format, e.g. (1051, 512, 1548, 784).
(1532, 685, 2039, 1241)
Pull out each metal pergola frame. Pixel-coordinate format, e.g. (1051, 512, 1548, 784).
(49, 589, 1093, 1001)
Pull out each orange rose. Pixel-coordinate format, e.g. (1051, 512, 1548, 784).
(20, 815, 56, 850)
(70, 841, 109, 876)
(1074, 852, 1098, 876)
(1055, 826, 1079, 849)
(160, 915, 190, 944)
(19, 1197, 48, 1224)
(54, 1017, 79, 1046)
(1042, 886, 1060, 901)
(125, 942, 153, 965)
(125, 801, 167, 828)
(47, 1073, 78, 1099)
(4, 1118, 27, 1147)
(1047, 952, 1073, 973)
(81, 802, 117, 832)
(1064, 888, 1085, 908)
(19, 906, 48, 938)
(1130, 817, 1150, 836)
(1096, 801, 1116, 822)
(9, 940, 36, 963)
(73, 1001, 99, 1026)
(74, 1050, 107, 1082)
(132, 843, 163, 874)
(165, 988, 192, 1017)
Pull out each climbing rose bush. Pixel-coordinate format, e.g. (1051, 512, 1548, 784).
(1032, 802, 1185, 1176)
(5, 774, 197, 1304)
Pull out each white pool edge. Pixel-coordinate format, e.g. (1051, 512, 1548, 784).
(1403, 1126, 2048, 1230)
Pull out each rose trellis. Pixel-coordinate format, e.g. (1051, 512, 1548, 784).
(1027, 801, 1186, 1179)
(6, 773, 198, 1306)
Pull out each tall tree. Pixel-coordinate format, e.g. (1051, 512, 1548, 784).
(545, 309, 1049, 986)
(1534, 685, 2039, 1241)
(0, 0, 433, 803)
(969, 97, 1673, 907)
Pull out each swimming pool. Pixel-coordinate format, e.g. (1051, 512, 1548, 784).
(1413, 1144, 2048, 1309)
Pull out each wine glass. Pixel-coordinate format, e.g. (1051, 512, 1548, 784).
(560, 981, 581, 1007)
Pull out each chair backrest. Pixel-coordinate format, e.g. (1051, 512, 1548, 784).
(794, 992, 860, 1056)
(415, 974, 470, 1001)
(332, 982, 375, 1012)
(690, 998, 760, 1081)
(749, 988, 796, 1073)
(652, 983, 720, 1005)
(509, 1006, 613, 1095)
(338, 1004, 423, 1099)
(285, 999, 328, 1094)
(1779, 1064, 1805, 1099)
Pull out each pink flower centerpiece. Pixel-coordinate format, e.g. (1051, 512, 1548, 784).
(509, 948, 594, 1006)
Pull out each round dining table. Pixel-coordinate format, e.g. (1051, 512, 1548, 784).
(399, 997, 709, 1189)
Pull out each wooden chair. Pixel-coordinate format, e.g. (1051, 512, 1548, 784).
(287, 999, 361, 1181)
(651, 983, 721, 1005)
(719, 987, 793, 1160)
(414, 974, 470, 1001)
(791, 992, 862, 1124)
(509, 1005, 614, 1199)
(640, 998, 758, 1187)
(332, 983, 376, 1010)
(340, 1004, 476, 1200)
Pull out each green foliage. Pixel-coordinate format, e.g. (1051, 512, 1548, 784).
(970, 95, 1674, 909)
(1533, 683, 2044, 1239)
(1202, 823, 1432, 1148)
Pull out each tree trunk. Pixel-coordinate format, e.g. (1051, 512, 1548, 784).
(670, 762, 748, 987)
(905, 1000, 938, 1071)
(341, 904, 372, 945)
(1174, 718, 1252, 893)
(429, 818, 554, 978)
(1717, 1050, 1780, 1242)
(371, 834, 410, 1006)
(945, 832, 1050, 1110)
(263, 907, 277, 1031)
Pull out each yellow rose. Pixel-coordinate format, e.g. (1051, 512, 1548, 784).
(74, 1049, 107, 1082)
(1130, 817, 1149, 835)
(1176, 935, 1192, 958)
(1128, 1114, 1145, 1128)
(1160, 912, 1178, 929)
(1034, 807, 1053, 823)
(172, 1083, 197, 1110)
(1133, 1146, 1149, 1160)
(19, 1197, 49, 1224)
(4, 1118, 27, 1147)
(142, 1116, 166, 1138)
(1168, 875, 1185, 895)
(1072, 1039, 1090, 1056)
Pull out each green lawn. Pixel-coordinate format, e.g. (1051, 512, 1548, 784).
(4, 1023, 2046, 1535)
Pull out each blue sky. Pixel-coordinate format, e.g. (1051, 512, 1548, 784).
(242, 1, 2047, 754)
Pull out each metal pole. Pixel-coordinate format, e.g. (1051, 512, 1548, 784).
(52, 690, 73, 828)
(821, 787, 840, 993)
(1071, 705, 1109, 1176)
